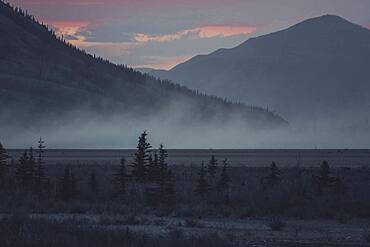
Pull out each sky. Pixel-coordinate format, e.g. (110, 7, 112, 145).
(8, 0, 370, 70)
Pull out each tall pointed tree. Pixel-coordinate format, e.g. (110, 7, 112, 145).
(16, 149, 35, 188)
(0, 142, 10, 178)
(207, 155, 218, 178)
(195, 162, 209, 199)
(158, 145, 174, 202)
(217, 159, 231, 204)
(217, 159, 230, 192)
(16, 151, 29, 187)
(313, 160, 333, 196)
(131, 131, 152, 182)
(35, 138, 46, 191)
(268, 161, 281, 186)
(28, 147, 36, 188)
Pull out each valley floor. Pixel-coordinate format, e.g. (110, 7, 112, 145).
(2, 213, 369, 246)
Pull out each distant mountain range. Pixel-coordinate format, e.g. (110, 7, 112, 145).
(148, 15, 370, 128)
(0, 1, 286, 147)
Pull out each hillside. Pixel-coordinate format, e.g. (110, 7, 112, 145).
(151, 15, 370, 127)
(0, 1, 286, 147)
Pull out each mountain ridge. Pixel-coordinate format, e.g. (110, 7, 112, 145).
(150, 14, 370, 126)
(0, 1, 287, 147)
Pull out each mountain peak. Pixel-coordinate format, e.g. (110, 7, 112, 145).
(288, 14, 364, 32)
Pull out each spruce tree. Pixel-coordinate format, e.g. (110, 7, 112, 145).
(16, 151, 29, 187)
(35, 138, 46, 191)
(158, 145, 174, 203)
(36, 138, 45, 179)
(0, 142, 10, 178)
(268, 162, 281, 186)
(314, 160, 332, 195)
(146, 153, 156, 182)
(319, 160, 330, 186)
(195, 162, 209, 199)
(16, 149, 35, 188)
(113, 157, 127, 198)
(131, 131, 152, 182)
(217, 159, 230, 193)
(28, 147, 36, 188)
(217, 159, 231, 204)
(207, 155, 218, 178)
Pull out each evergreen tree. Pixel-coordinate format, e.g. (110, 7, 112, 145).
(35, 138, 46, 191)
(145, 145, 174, 205)
(0, 142, 10, 178)
(217, 159, 230, 192)
(268, 162, 281, 186)
(131, 131, 152, 182)
(313, 160, 333, 195)
(195, 162, 209, 199)
(158, 145, 174, 202)
(319, 160, 330, 186)
(217, 159, 231, 204)
(113, 157, 127, 198)
(147, 153, 157, 182)
(89, 170, 99, 194)
(207, 155, 218, 178)
(16, 148, 36, 188)
(16, 151, 29, 187)
(261, 162, 281, 191)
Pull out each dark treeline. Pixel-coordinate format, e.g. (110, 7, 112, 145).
(0, 131, 368, 221)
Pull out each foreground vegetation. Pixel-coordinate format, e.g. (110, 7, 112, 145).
(0, 132, 370, 246)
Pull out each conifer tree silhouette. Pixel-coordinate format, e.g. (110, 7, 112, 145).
(16, 148, 36, 189)
(16, 151, 29, 187)
(195, 162, 209, 199)
(217, 159, 231, 204)
(35, 138, 46, 192)
(207, 155, 218, 178)
(217, 159, 230, 192)
(0, 142, 10, 178)
(158, 145, 174, 203)
(131, 131, 152, 182)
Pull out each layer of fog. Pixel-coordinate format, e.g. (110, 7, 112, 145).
(2, 110, 370, 150)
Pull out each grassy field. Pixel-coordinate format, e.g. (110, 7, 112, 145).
(1, 147, 370, 246)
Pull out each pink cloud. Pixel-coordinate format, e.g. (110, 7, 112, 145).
(135, 25, 257, 43)
(46, 20, 90, 35)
